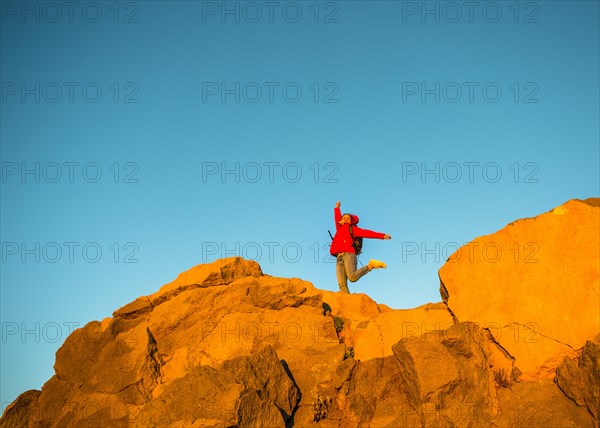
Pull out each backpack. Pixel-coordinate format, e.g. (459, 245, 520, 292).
(349, 224, 363, 255)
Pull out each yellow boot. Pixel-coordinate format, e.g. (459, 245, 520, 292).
(368, 259, 387, 269)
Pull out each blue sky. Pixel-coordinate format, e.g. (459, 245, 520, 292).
(1, 0, 598, 410)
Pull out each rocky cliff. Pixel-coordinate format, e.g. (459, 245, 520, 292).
(2, 198, 599, 428)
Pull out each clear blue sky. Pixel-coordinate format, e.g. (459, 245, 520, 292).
(1, 0, 598, 410)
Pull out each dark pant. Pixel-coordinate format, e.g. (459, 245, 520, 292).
(336, 252, 370, 293)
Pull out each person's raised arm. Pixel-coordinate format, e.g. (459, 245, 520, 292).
(334, 201, 342, 228)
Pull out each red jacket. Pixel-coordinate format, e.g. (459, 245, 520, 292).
(329, 207, 386, 255)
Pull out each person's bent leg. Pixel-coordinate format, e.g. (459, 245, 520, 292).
(336, 253, 350, 293)
(344, 252, 372, 283)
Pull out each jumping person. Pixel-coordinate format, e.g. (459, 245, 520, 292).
(330, 201, 391, 293)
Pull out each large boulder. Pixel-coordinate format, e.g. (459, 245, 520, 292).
(1, 257, 342, 427)
(391, 322, 506, 427)
(555, 334, 600, 424)
(322, 322, 525, 427)
(133, 345, 300, 428)
(439, 198, 600, 380)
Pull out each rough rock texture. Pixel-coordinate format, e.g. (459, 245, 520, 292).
(439, 197, 600, 381)
(495, 380, 596, 428)
(390, 322, 507, 427)
(320, 290, 455, 361)
(0, 390, 40, 428)
(2, 198, 599, 427)
(133, 345, 299, 428)
(555, 334, 600, 424)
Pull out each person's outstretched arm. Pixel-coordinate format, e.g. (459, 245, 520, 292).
(353, 226, 392, 240)
(334, 201, 342, 229)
